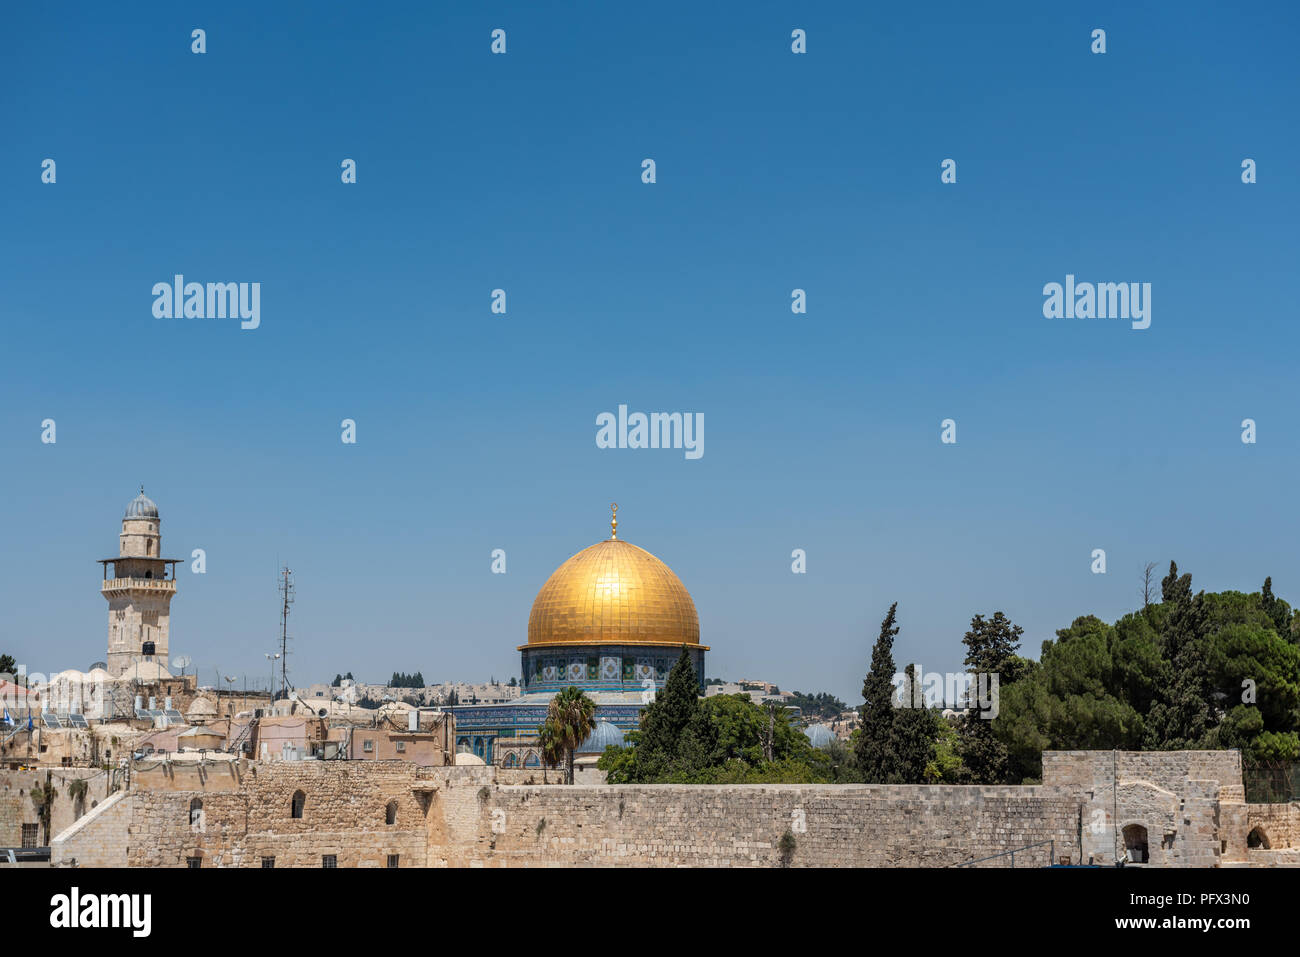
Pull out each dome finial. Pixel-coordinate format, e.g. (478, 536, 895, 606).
(610, 502, 618, 539)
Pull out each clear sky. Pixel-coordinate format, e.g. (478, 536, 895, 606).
(2, 2, 1298, 704)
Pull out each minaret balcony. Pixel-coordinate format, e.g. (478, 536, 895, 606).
(102, 577, 177, 594)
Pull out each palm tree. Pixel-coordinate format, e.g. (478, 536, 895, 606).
(30, 772, 58, 845)
(537, 717, 564, 785)
(538, 687, 597, 784)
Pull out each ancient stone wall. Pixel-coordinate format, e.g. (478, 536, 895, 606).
(0, 768, 113, 846)
(1246, 802, 1300, 849)
(43, 750, 1279, 868)
(425, 777, 1082, 867)
(1043, 751, 1246, 866)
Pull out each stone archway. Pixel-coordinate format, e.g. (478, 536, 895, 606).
(1122, 824, 1149, 863)
(1247, 826, 1271, 850)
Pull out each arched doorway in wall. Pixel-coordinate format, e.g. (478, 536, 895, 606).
(1247, 827, 1271, 849)
(1122, 824, 1149, 863)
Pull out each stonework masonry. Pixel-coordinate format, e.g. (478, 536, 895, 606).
(0, 768, 112, 848)
(43, 750, 1298, 868)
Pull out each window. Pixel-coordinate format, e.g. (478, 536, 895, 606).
(261, 856, 275, 868)
(362, 739, 374, 753)
(385, 801, 398, 825)
(395, 741, 406, 753)
(322, 855, 337, 868)
(186, 856, 202, 869)
(189, 798, 203, 830)
(291, 790, 306, 819)
(387, 854, 400, 868)
(21, 823, 38, 848)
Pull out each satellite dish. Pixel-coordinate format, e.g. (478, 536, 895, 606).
(172, 656, 192, 676)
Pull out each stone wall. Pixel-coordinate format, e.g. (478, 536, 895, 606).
(1043, 751, 1246, 866)
(425, 775, 1081, 867)
(43, 749, 1281, 868)
(1246, 802, 1300, 850)
(48, 791, 131, 866)
(0, 768, 113, 846)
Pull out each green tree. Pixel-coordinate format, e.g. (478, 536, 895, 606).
(67, 776, 89, 818)
(631, 647, 705, 780)
(924, 717, 967, 783)
(856, 602, 900, 781)
(29, 772, 58, 845)
(0, 653, 15, 678)
(1144, 562, 1213, 749)
(888, 664, 938, 783)
(957, 611, 1022, 784)
(538, 686, 596, 784)
(1259, 577, 1293, 641)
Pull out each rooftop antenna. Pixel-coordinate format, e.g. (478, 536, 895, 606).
(278, 566, 295, 699)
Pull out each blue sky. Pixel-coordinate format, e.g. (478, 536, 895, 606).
(2, 2, 1298, 704)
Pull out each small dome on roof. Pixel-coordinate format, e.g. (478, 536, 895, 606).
(804, 724, 835, 749)
(454, 752, 486, 766)
(124, 487, 159, 520)
(576, 720, 626, 754)
(186, 697, 219, 721)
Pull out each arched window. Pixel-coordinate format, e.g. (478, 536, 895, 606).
(523, 751, 540, 769)
(1122, 824, 1149, 864)
(291, 790, 306, 819)
(1247, 827, 1271, 849)
(385, 800, 398, 826)
(503, 752, 518, 768)
(189, 797, 203, 830)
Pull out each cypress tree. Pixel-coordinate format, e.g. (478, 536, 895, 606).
(857, 602, 900, 781)
(1144, 561, 1213, 749)
(634, 647, 703, 777)
(888, 664, 939, 783)
(956, 611, 1022, 784)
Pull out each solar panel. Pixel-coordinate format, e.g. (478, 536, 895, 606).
(42, 714, 62, 729)
(66, 714, 89, 728)
(135, 709, 150, 719)
(164, 709, 184, 722)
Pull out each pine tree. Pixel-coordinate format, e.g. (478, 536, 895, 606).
(856, 602, 900, 781)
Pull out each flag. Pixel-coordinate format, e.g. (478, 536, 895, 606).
(1, 708, 11, 727)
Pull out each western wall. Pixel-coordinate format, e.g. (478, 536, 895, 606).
(41, 749, 1300, 868)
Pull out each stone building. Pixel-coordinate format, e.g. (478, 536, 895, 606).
(100, 489, 181, 679)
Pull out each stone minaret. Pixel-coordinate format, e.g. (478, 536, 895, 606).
(100, 488, 179, 678)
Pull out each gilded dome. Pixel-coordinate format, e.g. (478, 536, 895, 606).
(525, 533, 701, 649)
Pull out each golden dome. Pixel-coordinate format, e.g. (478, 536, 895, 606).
(524, 534, 702, 650)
